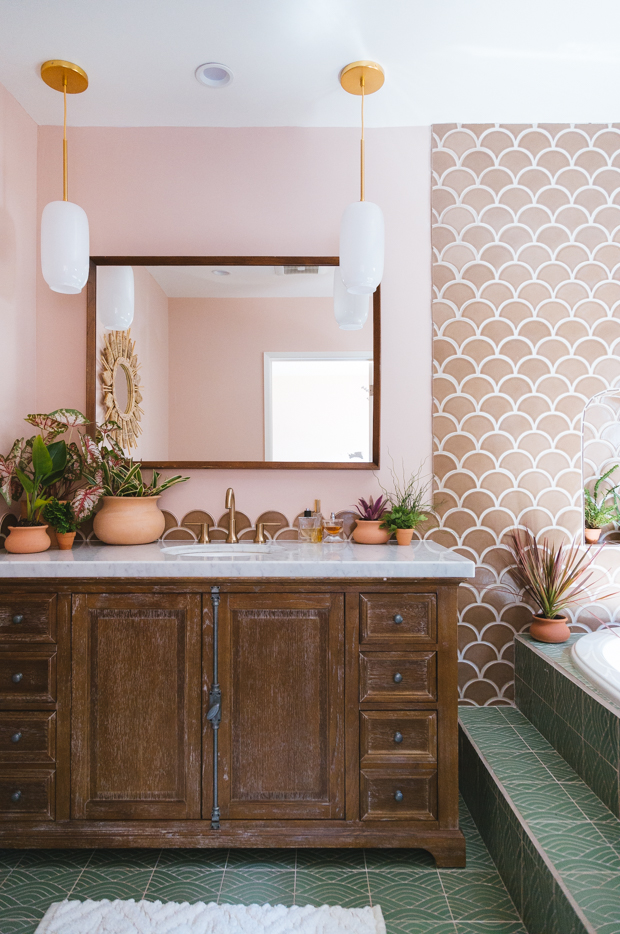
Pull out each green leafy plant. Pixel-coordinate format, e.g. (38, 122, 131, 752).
(584, 465, 620, 530)
(14, 435, 67, 525)
(380, 462, 434, 532)
(507, 528, 602, 619)
(82, 423, 188, 498)
(42, 499, 78, 534)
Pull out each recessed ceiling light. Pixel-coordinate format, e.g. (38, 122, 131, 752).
(195, 63, 233, 88)
(212, 269, 230, 276)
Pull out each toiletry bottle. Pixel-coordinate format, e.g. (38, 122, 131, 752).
(299, 509, 322, 543)
(312, 499, 324, 542)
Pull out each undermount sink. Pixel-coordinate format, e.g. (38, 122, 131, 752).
(161, 543, 280, 557)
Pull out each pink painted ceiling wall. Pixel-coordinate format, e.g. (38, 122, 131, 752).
(35, 124, 432, 519)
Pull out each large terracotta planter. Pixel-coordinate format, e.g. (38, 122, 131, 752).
(93, 496, 166, 545)
(529, 614, 571, 644)
(395, 528, 415, 546)
(5, 525, 51, 554)
(585, 528, 601, 544)
(352, 519, 390, 545)
(56, 531, 76, 551)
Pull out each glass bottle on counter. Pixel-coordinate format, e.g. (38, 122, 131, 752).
(312, 499, 324, 542)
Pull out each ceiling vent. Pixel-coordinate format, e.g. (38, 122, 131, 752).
(274, 266, 321, 275)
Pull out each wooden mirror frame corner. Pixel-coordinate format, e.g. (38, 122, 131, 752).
(86, 256, 381, 470)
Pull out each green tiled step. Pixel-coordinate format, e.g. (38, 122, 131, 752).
(515, 634, 620, 818)
(460, 706, 620, 934)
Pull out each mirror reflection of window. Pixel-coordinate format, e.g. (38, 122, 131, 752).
(265, 353, 372, 462)
(582, 390, 620, 544)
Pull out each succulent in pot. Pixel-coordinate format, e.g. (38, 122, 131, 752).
(42, 499, 79, 551)
(352, 495, 390, 544)
(584, 465, 620, 544)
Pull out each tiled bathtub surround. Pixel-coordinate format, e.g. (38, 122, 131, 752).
(460, 706, 620, 934)
(514, 633, 620, 817)
(430, 123, 620, 706)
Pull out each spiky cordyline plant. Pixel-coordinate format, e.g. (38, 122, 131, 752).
(508, 529, 601, 620)
(354, 495, 388, 520)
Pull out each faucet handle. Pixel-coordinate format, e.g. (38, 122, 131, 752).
(254, 522, 279, 544)
(185, 522, 211, 544)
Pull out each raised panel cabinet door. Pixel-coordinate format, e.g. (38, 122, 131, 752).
(214, 592, 344, 819)
(71, 593, 202, 820)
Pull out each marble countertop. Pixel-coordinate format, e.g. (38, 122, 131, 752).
(0, 540, 475, 579)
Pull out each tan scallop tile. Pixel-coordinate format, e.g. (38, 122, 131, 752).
(535, 186, 571, 213)
(498, 186, 534, 213)
(535, 149, 571, 174)
(479, 129, 516, 156)
(479, 317, 515, 343)
(593, 280, 620, 305)
(461, 225, 496, 251)
(461, 300, 496, 326)
(593, 243, 620, 268)
(433, 452, 459, 480)
(479, 395, 514, 421)
(442, 281, 478, 307)
(478, 360, 515, 388)
(461, 451, 498, 477)
(442, 128, 479, 156)
(517, 280, 553, 306)
(461, 187, 497, 214)
(497, 299, 535, 325)
(442, 510, 480, 537)
(479, 281, 515, 305)
(535, 224, 571, 250)
(479, 243, 515, 270)
(432, 187, 458, 213)
(433, 264, 458, 290)
(593, 129, 620, 155)
(554, 317, 591, 342)
(517, 243, 553, 271)
(554, 204, 591, 230)
(498, 149, 534, 172)
(432, 226, 458, 251)
(433, 123, 459, 142)
(497, 374, 534, 400)
(441, 433, 478, 460)
(462, 642, 499, 669)
(432, 149, 458, 175)
(555, 166, 591, 194)
(554, 243, 591, 270)
(462, 680, 505, 704)
(498, 224, 534, 251)
(515, 395, 552, 420)
(497, 337, 531, 364)
(575, 226, 609, 251)
(480, 166, 516, 194)
(498, 262, 531, 288)
(555, 280, 590, 304)
(478, 204, 516, 232)
(442, 167, 478, 196)
(516, 204, 553, 232)
(554, 128, 591, 155)
(593, 357, 620, 382)
(536, 262, 572, 289)
(575, 262, 609, 287)
(442, 357, 478, 383)
(594, 204, 620, 231)
(440, 244, 478, 271)
(519, 129, 553, 156)
(574, 188, 609, 213)
(515, 317, 553, 342)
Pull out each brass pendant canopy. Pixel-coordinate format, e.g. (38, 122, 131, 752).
(339, 60, 384, 96)
(41, 60, 88, 94)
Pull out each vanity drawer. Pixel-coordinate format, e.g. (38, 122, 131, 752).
(0, 769, 55, 820)
(360, 593, 436, 645)
(360, 710, 437, 765)
(0, 712, 55, 763)
(0, 594, 56, 643)
(360, 768, 437, 821)
(0, 648, 57, 705)
(359, 652, 436, 704)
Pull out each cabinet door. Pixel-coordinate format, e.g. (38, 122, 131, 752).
(213, 592, 344, 819)
(71, 593, 201, 820)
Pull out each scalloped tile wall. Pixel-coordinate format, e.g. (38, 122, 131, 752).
(430, 123, 620, 706)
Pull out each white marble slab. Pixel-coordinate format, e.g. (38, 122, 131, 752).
(0, 540, 475, 579)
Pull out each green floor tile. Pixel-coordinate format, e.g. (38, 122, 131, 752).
(455, 924, 527, 934)
(525, 819, 620, 872)
(439, 870, 520, 922)
(384, 917, 456, 934)
(0, 921, 39, 934)
(87, 848, 161, 870)
(562, 781, 619, 822)
(296, 848, 365, 869)
(502, 781, 585, 821)
(295, 869, 370, 908)
(367, 869, 451, 918)
(16, 850, 93, 876)
(0, 852, 25, 871)
(225, 848, 296, 870)
(144, 868, 223, 903)
(0, 872, 75, 919)
(157, 848, 228, 871)
(218, 868, 295, 906)
(70, 868, 152, 901)
(364, 849, 435, 869)
(562, 870, 620, 927)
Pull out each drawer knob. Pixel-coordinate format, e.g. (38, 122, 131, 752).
(11, 673, 23, 684)
(393, 672, 403, 684)
(394, 790, 404, 802)
(10, 791, 21, 803)
(12, 615, 23, 625)
(394, 731, 403, 744)
(11, 732, 22, 744)
(393, 614, 403, 624)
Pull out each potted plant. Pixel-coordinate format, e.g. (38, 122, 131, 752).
(3, 435, 67, 554)
(42, 499, 79, 551)
(380, 464, 433, 546)
(507, 529, 602, 643)
(84, 430, 189, 544)
(351, 495, 390, 544)
(584, 465, 619, 544)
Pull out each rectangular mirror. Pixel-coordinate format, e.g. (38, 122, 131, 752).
(86, 257, 380, 469)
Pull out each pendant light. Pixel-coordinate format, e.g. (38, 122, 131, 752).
(40, 60, 90, 294)
(333, 269, 370, 330)
(97, 266, 135, 330)
(338, 61, 385, 296)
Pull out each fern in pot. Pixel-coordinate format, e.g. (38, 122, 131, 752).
(380, 464, 434, 546)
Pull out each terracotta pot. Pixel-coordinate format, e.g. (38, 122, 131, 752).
(4, 525, 51, 554)
(395, 528, 415, 546)
(352, 519, 390, 545)
(56, 531, 76, 551)
(585, 528, 602, 544)
(529, 615, 571, 644)
(93, 496, 166, 545)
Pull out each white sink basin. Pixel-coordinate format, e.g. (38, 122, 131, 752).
(161, 543, 280, 557)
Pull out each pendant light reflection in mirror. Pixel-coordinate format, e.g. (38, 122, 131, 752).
(40, 60, 90, 295)
(335, 60, 384, 330)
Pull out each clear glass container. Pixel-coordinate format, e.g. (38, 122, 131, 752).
(298, 515, 322, 543)
(323, 514, 345, 543)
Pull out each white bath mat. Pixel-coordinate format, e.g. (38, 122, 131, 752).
(36, 899, 386, 934)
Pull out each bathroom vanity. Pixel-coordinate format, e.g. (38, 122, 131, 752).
(0, 541, 474, 866)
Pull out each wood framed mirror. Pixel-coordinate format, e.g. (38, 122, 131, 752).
(86, 256, 380, 470)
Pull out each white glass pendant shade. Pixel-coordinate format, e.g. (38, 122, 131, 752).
(339, 200, 384, 295)
(333, 269, 370, 330)
(97, 265, 135, 330)
(41, 200, 89, 294)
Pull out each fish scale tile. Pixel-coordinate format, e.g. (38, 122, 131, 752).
(439, 870, 519, 922)
(383, 916, 457, 934)
(218, 868, 296, 906)
(295, 869, 370, 908)
(156, 848, 228, 870)
(69, 868, 153, 902)
(144, 868, 224, 903)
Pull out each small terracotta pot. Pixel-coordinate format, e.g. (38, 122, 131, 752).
(395, 528, 415, 546)
(352, 519, 390, 545)
(4, 525, 51, 555)
(585, 528, 602, 544)
(56, 531, 76, 551)
(93, 496, 166, 545)
(529, 615, 571, 644)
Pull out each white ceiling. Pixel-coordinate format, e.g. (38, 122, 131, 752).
(145, 265, 336, 298)
(2, 0, 620, 126)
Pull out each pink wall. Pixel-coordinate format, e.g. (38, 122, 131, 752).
(36, 125, 432, 520)
(168, 296, 372, 461)
(0, 82, 37, 454)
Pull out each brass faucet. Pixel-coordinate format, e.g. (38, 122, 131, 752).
(225, 488, 238, 544)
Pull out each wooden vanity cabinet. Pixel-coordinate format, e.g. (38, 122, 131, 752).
(0, 578, 464, 866)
